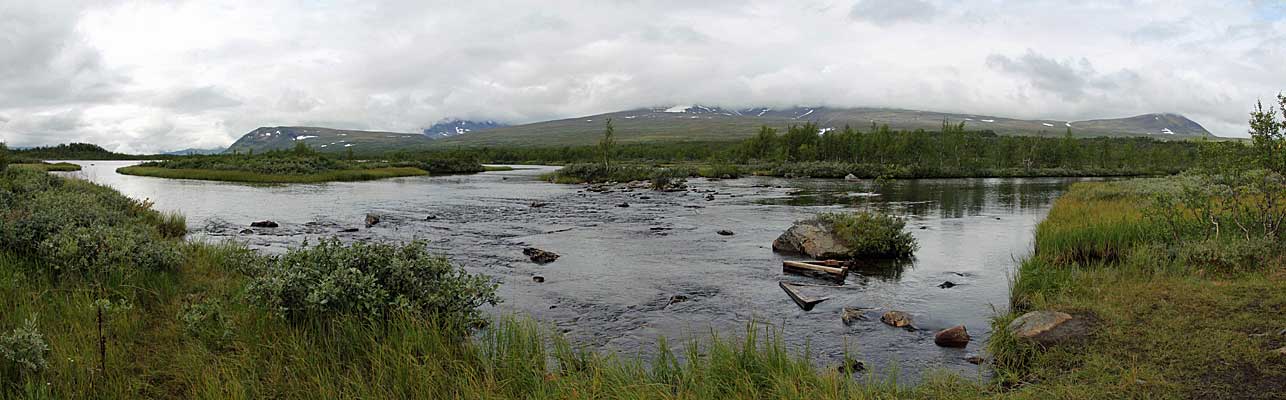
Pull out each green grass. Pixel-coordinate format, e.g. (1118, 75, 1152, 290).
(116, 166, 427, 183)
(987, 179, 1286, 399)
(10, 163, 82, 172)
(483, 165, 515, 171)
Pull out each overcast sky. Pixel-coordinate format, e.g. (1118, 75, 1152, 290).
(2, 0, 1284, 153)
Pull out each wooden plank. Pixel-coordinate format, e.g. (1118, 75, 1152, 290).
(782, 260, 849, 281)
(779, 281, 829, 311)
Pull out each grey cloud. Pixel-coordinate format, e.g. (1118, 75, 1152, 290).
(159, 86, 242, 112)
(986, 51, 1096, 100)
(849, 0, 936, 25)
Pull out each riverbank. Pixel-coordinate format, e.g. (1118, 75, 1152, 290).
(117, 165, 428, 183)
(987, 179, 1286, 399)
(544, 162, 1172, 184)
(11, 162, 82, 172)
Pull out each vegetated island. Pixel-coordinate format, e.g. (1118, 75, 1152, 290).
(117, 144, 487, 183)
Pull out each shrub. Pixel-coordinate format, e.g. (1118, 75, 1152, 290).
(246, 239, 499, 327)
(0, 316, 49, 375)
(809, 211, 918, 258)
(179, 298, 235, 349)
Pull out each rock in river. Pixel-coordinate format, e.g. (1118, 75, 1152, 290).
(841, 307, 870, 325)
(250, 220, 278, 228)
(772, 221, 853, 260)
(365, 213, 381, 227)
(1007, 310, 1090, 346)
(523, 247, 560, 264)
(880, 311, 912, 328)
(934, 325, 971, 348)
(717, 230, 735, 236)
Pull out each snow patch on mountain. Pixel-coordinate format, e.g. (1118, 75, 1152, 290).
(422, 119, 507, 140)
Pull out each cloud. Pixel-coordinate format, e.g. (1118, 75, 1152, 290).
(849, 0, 937, 25)
(0, 0, 1283, 152)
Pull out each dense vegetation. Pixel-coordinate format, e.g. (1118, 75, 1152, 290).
(809, 212, 918, 258)
(11, 143, 149, 161)
(985, 95, 1286, 398)
(118, 143, 484, 183)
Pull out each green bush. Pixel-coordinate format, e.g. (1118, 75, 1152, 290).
(245, 239, 499, 327)
(0, 316, 48, 375)
(179, 298, 235, 349)
(809, 211, 918, 258)
(0, 168, 183, 280)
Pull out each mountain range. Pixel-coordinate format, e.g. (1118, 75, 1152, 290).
(224, 106, 1212, 154)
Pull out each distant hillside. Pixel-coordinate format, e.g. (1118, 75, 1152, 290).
(224, 126, 434, 154)
(164, 147, 226, 156)
(224, 107, 1213, 153)
(428, 106, 1212, 148)
(422, 119, 506, 139)
(14, 143, 150, 160)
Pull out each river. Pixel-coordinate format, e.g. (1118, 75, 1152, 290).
(60, 160, 1088, 382)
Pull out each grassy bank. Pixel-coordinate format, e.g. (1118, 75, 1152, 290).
(116, 145, 487, 183)
(117, 166, 427, 183)
(10, 162, 82, 172)
(987, 177, 1286, 399)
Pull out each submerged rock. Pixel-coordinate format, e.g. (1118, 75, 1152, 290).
(964, 355, 986, 365)
(616, 203, 630, 208)
(841, 307, 870, 325)
(339, 228, 359, 233)
(880, 311, 912, 328)
(523, 247, 560, 264)
(250, 220, 278, 228)
(704, 194, 715, 201)
(365, 213, 381, 227)
(837, 359, 865, 374)
(934, 325, 971, 348)
(532, 276, 545, 283)
(772, 221, 853, 260)
(938, 281, 957, 289)
(717, 230, 734, 236)
(239, 229, 255, 234)
(425, 215, 437, 220)
(1007, 311, 1090, 346)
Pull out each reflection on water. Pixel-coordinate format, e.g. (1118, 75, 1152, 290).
(58, 161, 1093, 383)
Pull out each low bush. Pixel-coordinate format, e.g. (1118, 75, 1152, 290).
(0, 316, 49, 376)
(809, 211, 918, 258)
(245, 239, 499, 327)
(0, 168, 183, 280)
(0, 143, 9, 172)
(179, 298, 235, 349)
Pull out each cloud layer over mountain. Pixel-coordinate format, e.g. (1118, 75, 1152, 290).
(2, 0, 1284, 152)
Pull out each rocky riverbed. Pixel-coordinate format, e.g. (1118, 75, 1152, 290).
(62, 161, 1089, 382)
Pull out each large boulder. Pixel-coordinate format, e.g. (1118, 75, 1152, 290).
(1007, 311, 1090, 346)
(934, 325, 971, 348)
(772, 222, 853, 260)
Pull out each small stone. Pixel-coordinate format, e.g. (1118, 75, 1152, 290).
(938, 281, 957, 289)
(964, 355, 985, 365)
(1274, 347, 1286, 356)
(339, 228, 359, 233)
(425, 215, 437, 220)
(668, 295, 689, 305)
(880, 311, 912, 328)
(529, 201, 549, 208)
(639, 196, 651, 200)
(919, 226, 928, 230)
(934, 325, 971, 348)
(841, 307, 869, 325)
(365, 214, 381, 227)
(616, 203, 630, 208)
(705, 194, 715, 201)
(250, 220, 278, 228)
(532, 276, 545, 283)
(717, 230, 735, 236)
(239, 229, 254, 234)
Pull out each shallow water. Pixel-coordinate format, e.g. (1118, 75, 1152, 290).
(60, 160, 1089, 381)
